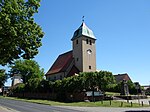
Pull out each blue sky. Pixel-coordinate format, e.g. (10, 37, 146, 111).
(4, 0, 150, 86)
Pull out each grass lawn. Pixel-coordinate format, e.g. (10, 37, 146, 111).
(105, 92, 120, 96)
(0, 96, 149, 108)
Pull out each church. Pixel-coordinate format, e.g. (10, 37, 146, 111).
(46, 22, 96, 81)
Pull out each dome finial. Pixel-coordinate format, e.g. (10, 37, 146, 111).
(82, 16, 85, 22)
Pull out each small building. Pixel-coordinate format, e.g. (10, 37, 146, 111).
(11, 74, 22, 86)
(46, 22, 97, 81)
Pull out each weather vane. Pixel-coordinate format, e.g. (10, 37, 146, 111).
(82, 16, 85, 22)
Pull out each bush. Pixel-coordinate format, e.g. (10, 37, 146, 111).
(11, 83, 25, 93)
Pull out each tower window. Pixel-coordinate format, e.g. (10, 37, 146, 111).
(89, 66, 91, 69)
(77, 58, 79, 61)
(76, 39, 78, 44)
(89, 40, 92, 45)
(86, 39, 88, 44)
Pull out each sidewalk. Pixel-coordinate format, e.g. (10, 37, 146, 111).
(117, 98, 150, 105)
(129, 99, 150, 105)
(0, 106, 19, 112)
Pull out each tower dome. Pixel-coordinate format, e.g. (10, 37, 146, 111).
(71, 22, 96, 41)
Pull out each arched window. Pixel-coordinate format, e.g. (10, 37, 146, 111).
(76, 39, 78, 44)
(89, 66, 91, 69)
(86, 39, 88, 44)
(89, 40, 92, 45)
(77, 58, 79, 61)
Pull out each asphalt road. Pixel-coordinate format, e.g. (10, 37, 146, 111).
(0, 98, 82, 112)
(1, 98, 150, 112)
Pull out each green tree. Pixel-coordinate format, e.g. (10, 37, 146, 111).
(62, 75, 83, 93)
(127, 80, 137, 94)
(0, 69, 7, 87)
(97, 71, 116, 91)
(79, 72, 97, 91)
(113, 80, 137, 94)
(38, 79, 53, 93)
(26, 78, 42, 92)
(11, 83, 25, 93)
(9, 59, 44, 83)
(78, 71, 116, 92)
(0, 0, 44, 65)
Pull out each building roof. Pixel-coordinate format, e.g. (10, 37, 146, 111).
(71, 22, 96, 41)
(46, 51, 73, 75)
(114, 73, 131, 83)
(67, 65, 80, 77)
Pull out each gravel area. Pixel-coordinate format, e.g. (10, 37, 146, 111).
(56, 106, 150, 112)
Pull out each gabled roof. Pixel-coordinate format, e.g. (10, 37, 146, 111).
(46, 51, 73, 75)
(71, 22, 96, 41)
(114, 73, 131, 83)
(67, 65, 80, 77)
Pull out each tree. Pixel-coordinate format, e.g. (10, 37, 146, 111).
(127, 80, 137, 94)
(0, 69, 7, 87)
(26, 78, 42, 92)
(9, 59, 44, 83)
(97, 71, 116, 91)
(11, 83, 25, 93)
(62, 76, 83, 93)
(78, 71, 116, 92)
(0, 0, 44, 65)
(79, 72, 97, 91)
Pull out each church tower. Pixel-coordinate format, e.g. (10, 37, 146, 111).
(71, 22, 96, 72)
(46, 21, 97, 81)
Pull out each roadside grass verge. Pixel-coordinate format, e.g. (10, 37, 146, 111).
(0, 96, 149, 108)
(105, 92, 120, 96)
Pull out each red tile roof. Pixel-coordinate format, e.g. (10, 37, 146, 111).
(46, 51, 73, 75)
(114, 73, 131, 83)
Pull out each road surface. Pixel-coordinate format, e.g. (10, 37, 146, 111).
(0, 98, 150, 112)
(0, 105, 19, 112)
(0, 98, 82, 112)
